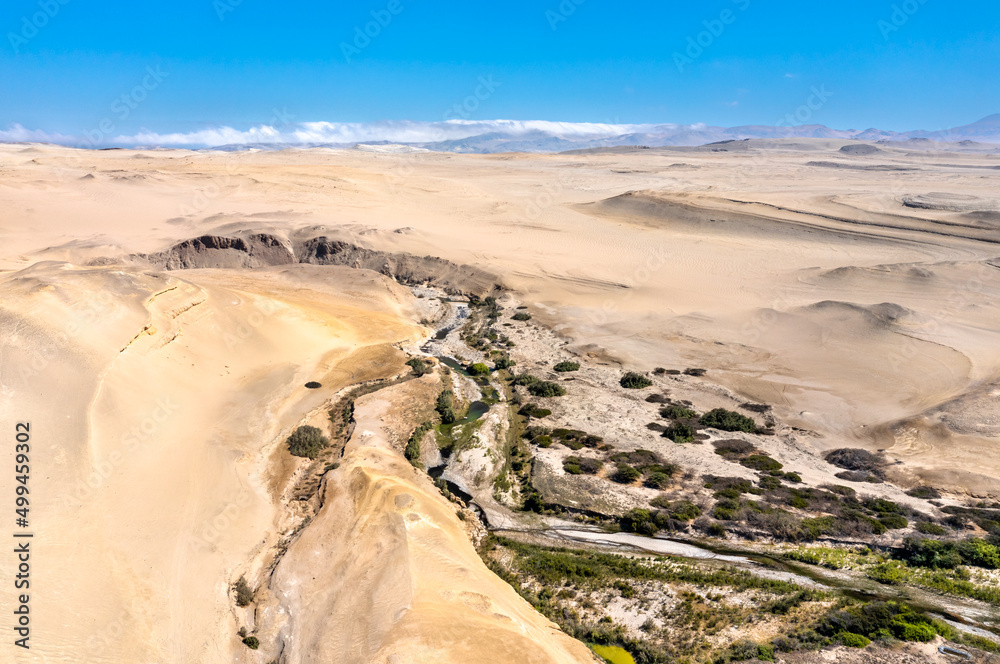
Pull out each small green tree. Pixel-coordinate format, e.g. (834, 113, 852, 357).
(620, 372, 653, 389)
(234, 576, 254, 607)
(286, 426, 329, 459)
(468, 362, 490, 376)
(699, 408, 757, 433)
(436, 390, 457, 424)
(553, 361, 580, 372)
(527, 381, 566, 397)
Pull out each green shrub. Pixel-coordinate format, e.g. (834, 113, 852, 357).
(906, 486, 941, 499)
(436, 390, 457, 424)
(405, 421, 433, 466)
(512, 373, 539, 386)
(304, 381, 322, 389)
(620, 372, 653, 389)
(493, 354, 515, 370)
(661, 405, 698, 420)
(512, 312, 532, 321)
(286, 425, 330, 459)
(553, 361, 580, 372)
(621, 508, 656, 535)
(868, 563, 906, 585)
(783, 471, 802, 483)
(740, 455, 783, 472)
(712, 438, 754, 456)
(893, 621, 935, 642)
(670, 501, 702, 521)
(519, 403, 552, 419)
(644, 471, 672, 490)
(699, 408, 757, 433)
(878, 513, 908, 530)
(405, 357, 432, 376)
(707, 523, 727, 537)
(242, 636, 260, 650)
(837, 632, 871, 648)
(825, 448, 886, 478)
(759, 475, 783, 491)
(663, 422, 695, 443)
(612, 464, 641, 484)
(234, 576, 254, 607)
(916, 521, 946, 535)
(468, 362, 491, 376)
(957, 538, 1000, 569)
(528, 381, 566, 398)
(715, 640, 773, 662)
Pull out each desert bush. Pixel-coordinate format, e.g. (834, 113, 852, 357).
(713, 438, 755, 457)
(758, 475, 783, 491)
(304, 381, 322, 389)
(644, 471, 672, 490)
(551, 428, 603, 449)
(684, 368, 707, 376)
(837, 632, 871, 648)
(512, 373, 539, 386)
(436, 390, 457, 424)
(234, 576, 254, 607)
(825, 448, 886, 477)
(612, 464, 641, 484)
(878, 513, 908, 530)
(906, 485, 941, 499)
(242, 636, 260, 650)
(519, 403, 552, 419)
(528, 381, 566, 397)
(493, 354, 515, 370)
(670, 501, 703, 521)
(286, 426, 329, 459)
(620, 508, 656, 535)
(468, 362, 491, 376)
(620, 372, 653, 389)
(714, 640, 774, 663)
(835, 470, 883, 483)
(916, 521, 946, 535)
(663, 422, 695, 443)
(512, 312, 532, 321)
(405, 357, 432, 376)
(645, 393, 670, 403)
(707, 522, 727, 537)
(553, 361, 580, 372)
(868, 563, 906, 585)
(782, 472, 802, 483)
(660, 404, 698, 420)
(563, 456, 603, 475)
(699, 408, 757, 433)
(822, 484, 857, 497)
(741, 455, 783, 472)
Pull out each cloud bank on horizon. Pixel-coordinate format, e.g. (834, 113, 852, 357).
(1, 115, 998, 153)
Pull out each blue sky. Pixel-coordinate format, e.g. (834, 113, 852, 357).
(0, 0, 997, 141)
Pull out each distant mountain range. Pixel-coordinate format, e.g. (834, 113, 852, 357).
(3, 115, 1000, 153)
(205, 114, 1000, 154)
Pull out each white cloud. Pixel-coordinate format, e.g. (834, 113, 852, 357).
(0, 123, 75, 144)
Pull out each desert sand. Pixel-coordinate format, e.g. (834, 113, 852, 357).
(1, 139, 1000, 661)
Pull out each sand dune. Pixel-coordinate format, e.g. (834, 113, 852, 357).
(3, 138, 1000, 661)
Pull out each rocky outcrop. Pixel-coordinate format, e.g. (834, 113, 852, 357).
(142, 233, 295, 269)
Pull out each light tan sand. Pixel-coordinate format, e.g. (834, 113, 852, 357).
(2, 139, 1000, 661)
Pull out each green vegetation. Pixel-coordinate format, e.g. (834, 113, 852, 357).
(436, 389, 457, 424)
(468, 362, 491, 376)
(518, 403, 552, 419)
(286, 425, 329, 459)
(512, 312, 532, 321)
(405, 357, 432, 376)
(591, 644, 635, 664)
(405, 421, 433, 467)
(554, 361, 581, 372)
(713, 640, 774, 663)
(824, 448, 886, 480)
(620, 372, 653, 389)
(493, 354, 516, 370)
(740, 455, 783, 472)
(660, 404, 698, 419)
(528, 381, 566, 397)
(241, 636, 260, 650)
(304, 381, 322, 389)
(563, 456, 603, 475)
(234, 576, 254, 607)
(837, 632, 871, 648)
(512, 373, 539, 386)
(612, 464, 642, 484)
(699, 408, 757, 433)
(663, 422, 695, 443)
